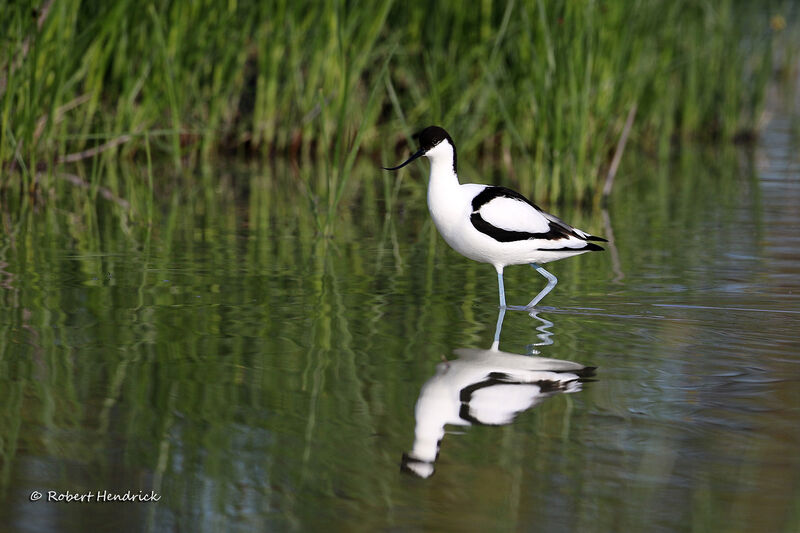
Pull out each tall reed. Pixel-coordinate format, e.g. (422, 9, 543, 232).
(0, 0, 791, 205)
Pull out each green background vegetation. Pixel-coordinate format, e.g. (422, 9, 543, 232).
(1, 0, 794, 210)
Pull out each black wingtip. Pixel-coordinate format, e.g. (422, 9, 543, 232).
(575, 366, 598, 378)
(585, 235, 608, 242)
(584, 242, 605, 251)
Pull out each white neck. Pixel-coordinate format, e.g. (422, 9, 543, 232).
(424, 141, 465, 238)
(430, 157, 457, 183)
(426, 142, 460, 198)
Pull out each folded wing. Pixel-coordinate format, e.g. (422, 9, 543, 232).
(470, 186, 606, 247)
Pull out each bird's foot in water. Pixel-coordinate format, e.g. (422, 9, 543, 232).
(503, 304, 557, 312)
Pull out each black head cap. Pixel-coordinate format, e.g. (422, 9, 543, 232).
(415, 126, 456, 172)
(383, 125, 457, 173)
(414, 126, 453, 152)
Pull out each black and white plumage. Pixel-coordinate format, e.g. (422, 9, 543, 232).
(401, 341, 596, 478)
(384, 126, 607, 308)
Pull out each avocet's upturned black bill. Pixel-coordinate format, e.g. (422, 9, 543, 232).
(382, 149, 424, 170)
(383, 125, 607, 309)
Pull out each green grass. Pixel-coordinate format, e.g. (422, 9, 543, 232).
(0, 0, 795, 207)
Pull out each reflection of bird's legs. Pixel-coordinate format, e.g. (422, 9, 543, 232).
(526, 264, 558, 308)
(526, 311, 554, 355)
(491, 306, 507, 351)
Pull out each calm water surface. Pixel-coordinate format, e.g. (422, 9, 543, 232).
(1, 118, 798, 532)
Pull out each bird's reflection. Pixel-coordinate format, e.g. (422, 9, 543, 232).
(402, 309, 595, 478)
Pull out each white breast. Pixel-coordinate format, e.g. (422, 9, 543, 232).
(428, 183, 500, 264)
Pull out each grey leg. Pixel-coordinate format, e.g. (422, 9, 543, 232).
(526, 263, 557, 308)
(496, 268, 507, 308)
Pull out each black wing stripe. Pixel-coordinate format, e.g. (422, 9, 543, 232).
(540, 243, 605, 252)
(458, 375, 574, 425)
(471, 186, 538, 211)
(470, 213, 571, 242)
